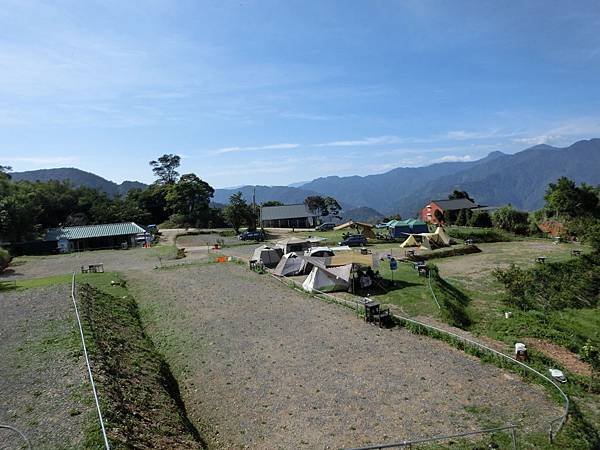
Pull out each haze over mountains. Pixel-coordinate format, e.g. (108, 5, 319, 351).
(10, 139, 600, 218)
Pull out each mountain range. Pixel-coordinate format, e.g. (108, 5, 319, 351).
(10, 168, 147, 197)
(9, 139, 600, 218)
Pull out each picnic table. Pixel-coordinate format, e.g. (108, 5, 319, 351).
(405, 250, 415, 257)
(364, 300, 391, 328)
(81, 263, 104, 273)
(536, 256, 546, 264)
(571, 249, 582, 257)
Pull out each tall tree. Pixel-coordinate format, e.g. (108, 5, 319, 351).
(544, 177, 599, 218)
(448, 190, 473, 202)
(304, 195, 342, 218)
(166, 174, 214, 227)
(223, 192, 252, 233)
(150, 154, 181, 185)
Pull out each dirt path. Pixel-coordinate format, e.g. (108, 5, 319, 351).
(0, 284, 92, 449)
(128, 262, 561, 449)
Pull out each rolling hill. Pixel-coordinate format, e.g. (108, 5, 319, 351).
(10, 168, 147, 197)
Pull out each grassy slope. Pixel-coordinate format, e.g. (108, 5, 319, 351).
(76, 272, 206, 449)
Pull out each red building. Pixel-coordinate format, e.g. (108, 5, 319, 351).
(421, 198, 478, 224)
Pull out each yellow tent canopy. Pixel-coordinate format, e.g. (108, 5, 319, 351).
(399, 235, 420, 248)
(434, 226, 451, 245)
(334, 220, 375, 239)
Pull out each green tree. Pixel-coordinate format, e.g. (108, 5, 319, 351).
(150, 154, 181, 185)
(223, 192, 252, 233)
(448, 190, 473, 202)
(544, 177, 599, 218)
(468, 210, 492, 228)
(492, 206, 530, 234)
(304, 195, 342, 218)
(166, 174, 214, 227)
(262, 200, 284, 207)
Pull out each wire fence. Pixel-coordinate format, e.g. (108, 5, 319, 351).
(344, 424, 518, 450)
(0, 424, 32, 450)
(70, 273, 111, 450)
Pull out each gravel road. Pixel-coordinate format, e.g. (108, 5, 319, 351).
(0, 284, 92, 449)
(128, 262, 561, 449)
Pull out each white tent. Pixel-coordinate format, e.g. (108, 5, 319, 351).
(399, 235, 420, 248)
(273, 252, 306, 276)
(302, 264, 352, 293)
(251, 245, 281, 268)
(275, 237, 311, 254)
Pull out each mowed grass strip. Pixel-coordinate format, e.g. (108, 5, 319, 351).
(76, 273, 206, 449)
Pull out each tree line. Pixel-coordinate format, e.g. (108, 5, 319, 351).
(0, 155, 223, 242)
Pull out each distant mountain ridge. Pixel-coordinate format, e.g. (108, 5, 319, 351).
(10, 168, 147, 197)
(9, 139, 600, 217)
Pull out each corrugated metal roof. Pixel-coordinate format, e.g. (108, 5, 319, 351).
(260, 204, 317, 221)
(430, 198, 478, 211)
(45, 222, 145, 241)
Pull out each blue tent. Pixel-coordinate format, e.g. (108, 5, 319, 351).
(389, 219, 428, 238)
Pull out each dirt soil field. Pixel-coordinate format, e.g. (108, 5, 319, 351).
(128, 262, 561, 449)
(0, 284, 92, 449)
(0, 246, 207, 281)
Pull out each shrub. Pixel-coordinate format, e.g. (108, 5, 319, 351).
(468, 210, 492, 228)
(0, 247, 11, 272)
(446, 226, 511, 243)
(493, 255, 600, 311)
(492, 206, 530, 235)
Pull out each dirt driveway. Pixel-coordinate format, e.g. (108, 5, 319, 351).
(128, 262, 561, 449)
(0, 284, 92, 449)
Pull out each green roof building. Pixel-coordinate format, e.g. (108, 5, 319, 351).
(44, 222, 146, 252)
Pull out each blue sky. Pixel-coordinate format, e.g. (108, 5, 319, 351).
(1, 0, 599, 188)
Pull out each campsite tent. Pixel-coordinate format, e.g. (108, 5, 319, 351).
(334, 220, 376, 239)
(418, 233, 445, 250)
(399, 235, 420, 248)
(433, 226, 451, 245)
(273, 252, 306, 276)
(275, 237, 311, 254)
(302, 264, 352, 293)
(389, 219, 428, 238)
(251, 245, 282, 267)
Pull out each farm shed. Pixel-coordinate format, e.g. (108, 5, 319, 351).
(260, 204, 319, 228)
(44, 222, 146, 252)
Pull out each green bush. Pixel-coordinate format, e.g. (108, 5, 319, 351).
(492, 205, 530, 235)
(493, 254, 600, 311)
(446, 226, 512, 243)
(0, 247, 11, 272)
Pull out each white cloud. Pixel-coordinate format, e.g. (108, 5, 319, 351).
(213, 143, 299, 154)
(316, 135, 404, 147)
(433, 154, 475, 163)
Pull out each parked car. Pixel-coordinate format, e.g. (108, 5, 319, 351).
(238, 230, 265, 241)
(339, 234, 367, 247)
(315, 222, 336, 231)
